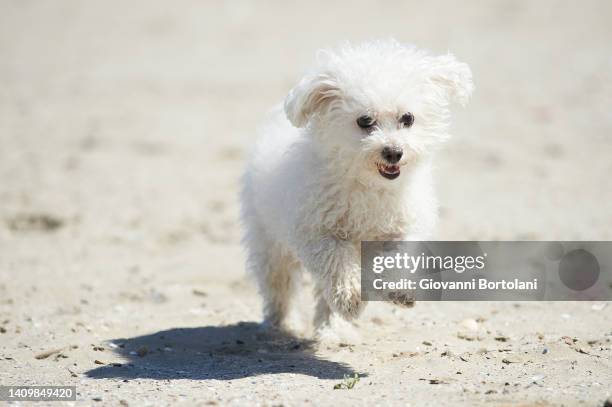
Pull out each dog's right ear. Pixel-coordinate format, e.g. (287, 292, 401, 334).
(427, 54, 474, 107)
(284, 72, 340, 128)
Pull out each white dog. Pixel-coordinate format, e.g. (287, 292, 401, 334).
(240, 39, 473, 337)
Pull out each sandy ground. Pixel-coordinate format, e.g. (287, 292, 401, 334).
(1, 1, 611, 406)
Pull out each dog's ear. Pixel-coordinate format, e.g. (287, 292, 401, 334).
(428, 54, 474, 107)
(284, 72, 340, 128)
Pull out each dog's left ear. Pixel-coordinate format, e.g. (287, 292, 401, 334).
(284, 72, 341, 128)
(428, 54, 474, 107)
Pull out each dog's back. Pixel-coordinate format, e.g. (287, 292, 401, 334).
(240, 104, 313, 244)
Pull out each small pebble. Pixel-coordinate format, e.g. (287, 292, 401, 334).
(192, 289, 207, 297)
(591, 303, 607, 311)
(460, 318, 479, 332)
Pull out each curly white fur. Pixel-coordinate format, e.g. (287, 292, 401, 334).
(240, 39, 473, 336)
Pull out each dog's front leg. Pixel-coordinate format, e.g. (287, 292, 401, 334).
(297, 236, 364, 324)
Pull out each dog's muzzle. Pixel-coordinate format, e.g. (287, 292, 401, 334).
(378, 146, 403, 180)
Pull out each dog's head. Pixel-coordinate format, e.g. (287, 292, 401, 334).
(284, 39, 473, 184)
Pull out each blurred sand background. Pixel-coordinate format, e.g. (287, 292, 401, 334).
(0, 1, 611, 406)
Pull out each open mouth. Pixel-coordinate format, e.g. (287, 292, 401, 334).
(377, 163, 400, 180)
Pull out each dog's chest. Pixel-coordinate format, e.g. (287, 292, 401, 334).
(325, 187, 412, 241)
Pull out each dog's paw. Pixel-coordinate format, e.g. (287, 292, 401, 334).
(329, 283, 365, 320)
(314, 324, 342, 345)
(314, 316, 360, 347)
(258, 318, 290, 337)
(387, 291, 416, 308)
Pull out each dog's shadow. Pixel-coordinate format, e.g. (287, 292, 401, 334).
(86, 322, 355, 380)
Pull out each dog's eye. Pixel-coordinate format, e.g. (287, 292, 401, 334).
(399, 113, 415, 128)
(357, 115, 376, 129)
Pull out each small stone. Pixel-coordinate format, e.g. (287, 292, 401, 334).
(591, 303, 607, 311)
(562, 336, 576, 345)
(457, 332, 477, 341)
(460, 318, 479, 332)
(34, 348, 63, 360)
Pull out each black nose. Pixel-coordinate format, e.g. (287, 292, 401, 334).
(381, 146, 403, 164)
